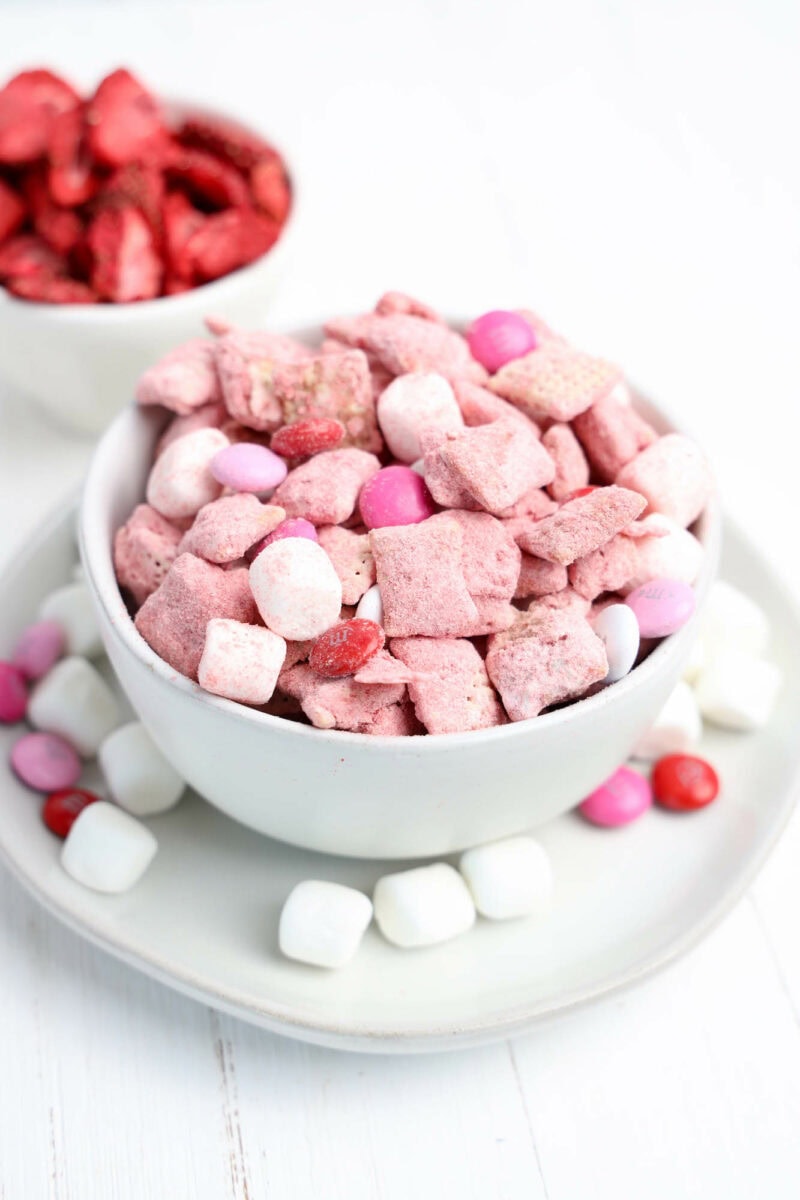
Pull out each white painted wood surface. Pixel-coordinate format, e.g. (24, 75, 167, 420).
(1, 1, 799, 1195)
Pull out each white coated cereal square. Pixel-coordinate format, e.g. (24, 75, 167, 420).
(373, 863, 475, 948)
(459, 836, 554, 920)
(39, 582, 103, 658)
(279, 880, 373, 968)
(98, 722, 185, 817)
(61, 802, 158, 894)
(28, 656, 121, 757)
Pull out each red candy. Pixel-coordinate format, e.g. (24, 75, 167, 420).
(309, 619, 385, 678)
(652, 754, 720, 812)
(271, 418, 346, 459)
(42, 787, 101, 838)
(569, 486, 599, 499)
(0, 661, 28, 723)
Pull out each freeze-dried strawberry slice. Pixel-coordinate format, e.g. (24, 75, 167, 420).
(21, 171, 83, 255)
(97, 161, 165, 236)
(86, 68, 167, 167)
(48, 105, 97, 206)
(88, 206, 162, 302)
(163, 274, 192, 295)
(250, 157, 291, 222)
(0, 178, 26, 242)
(178, 114, 274, 172)
(0, 234, 64, 281)
(6, 274, 96, 303)
(0, 69, 80, 164)
(165, 146, 250, 209)
(185, 208, 279, 282)
(162, 190, 205, 279)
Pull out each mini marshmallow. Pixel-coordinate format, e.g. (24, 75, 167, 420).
(694, 651, 781, 731)
(700, 580, 769, 658)
(631, 680, 702, 760)
(98, 721, 185, 816)
(373, 863, 476, 948)
(29, 657, 121, 757)
(146, 427, 229, 520)
(249, 538, 342, 640)
(39, 582, 103, 658)
(459, 836, 554, 920)
(279, 880, 373, 968)
(616, 433, 712, 529)
(377, 372, 463, 463)
(198, 619, 286, 705)
(61, 802, 157, 894)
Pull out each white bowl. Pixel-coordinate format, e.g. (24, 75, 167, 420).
(80, 334, 720, 859)
(0, 102, 298, 437)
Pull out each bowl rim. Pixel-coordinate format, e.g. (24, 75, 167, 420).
(0, 97, 298, 320)
(79, 323, 722, 754)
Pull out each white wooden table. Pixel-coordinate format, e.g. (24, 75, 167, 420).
(1, 2, 799, 1195)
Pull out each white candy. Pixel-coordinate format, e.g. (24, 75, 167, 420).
(459, 836, 553, 920)
(249, 538, 342, 640)
(631, 680, 702, 760)
(377, 373, 464, 463)
(694, 650, 781, 731)
(621, 516, 704, 595)
(61, 802, 157, 894)
(198, 618, 286, 705)
(145, 427, 228, 520)
(39, 581, 103, 658)
(355, 583, 384, 626)
(98, 721, 185, 817)
(700, 580, 769, 658)
(279, 880, 373, 968)
(28, 656, 121, 757)
(593, 603, 640, 683)
(682, 635, 706, 684)
(373, 863, 475, 948)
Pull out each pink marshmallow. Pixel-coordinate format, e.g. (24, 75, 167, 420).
(198, 619, 286, 705)
(178, 494, 286, 564)
(156, 402, 227, 458)
(146, 427, 229, 521)
(391, 637, 506, 734)
(489, 346, 621, 422)
(514, 486, 647, 565)
(317, 525, 376, 604)
(113, 503, 183, 607)
(615, 434, 713, 528)
(377, 372, 463, 462)
(136, 339, 222, 416)
(272, 449, 381, 526)
(542, 423, 590, 502)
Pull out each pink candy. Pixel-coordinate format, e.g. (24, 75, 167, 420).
(467, 311, 536, 373)
(210, 442, 289, 493)
(0, 661, 28, 723)
(12, 620, 65, 681)
(579, 766, 653, 827)
(359, 465, 437, 529)
(248, 518, 318, 561)
(11, 731, 82, 792)
(625, 577, 696, 637)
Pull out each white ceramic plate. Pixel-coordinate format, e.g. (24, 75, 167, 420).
(1, 505, 798, 1054)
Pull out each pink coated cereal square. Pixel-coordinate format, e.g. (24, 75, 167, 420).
(357, 696, 424, 736)
(452, 380, 537, 430)
(317, 525, 376, 604)
(567, 533, 638, 600)
(571, 393, 657, 482)
(374, 292, 444, 323)
(514, 485, 646, 565)
(514, 554, 568, 600)
(137, 339, 222, 416)
(198, 618, 286, 705)
(437, 511, 520, 607)
(541, 423, 590, 502)
(353, 648, 432, 687)
(323, 312, 485, 382)
(113, 503, 183, 607)
(277, 662, 405, 731)
(272, 448, 381, 526)
(390, 637, 505, 734)
(496, 487, 558, 522)
(215, 330, 313, 432)
(423, 418, 555, 515)
(615, 433, 713, 528)
(527, 589, 591, 617)
(178, 494, 285, 564)
(514, 309, 569, 349)
(268, 351, 381, 452)
(489, 346, 621, 422)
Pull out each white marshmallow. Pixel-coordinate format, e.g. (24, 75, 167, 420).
(621, 517, 704, 595)
(355, 583, 384, 626)
(198, 618, 286, 705)
(459, 836, 553, 920)
(146, 427, 228, 520)
(593, 603, 640, 683)
(279, 880, 373, 968)
(98, 722, 185, 817)
(61, 802, 157, 893)
(631, 680, 702, 760)
(377, 373, 464, 463)
(682, 634, 706, 684)
(695, 650, 781, 731)
(373, 863, 475, 948)
(39, 582, 103, 658)
(700, 580, 769, 658)
(29, 656, 121, 757)
(249, 538, 342, 640)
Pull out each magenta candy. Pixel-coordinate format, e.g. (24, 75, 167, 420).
(579, 766, 652, 828)
(10, 731, 82, 792)
(210, 443, 288, 493)
(246, 517, 318, 562)
(0, 661, 28, 723)
(625, 578, 696, 638)
(12, 619, 65, 681)
(359, 465, 437, 529)
(467, 310, 536, 373)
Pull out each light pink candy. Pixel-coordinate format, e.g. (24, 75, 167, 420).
(467, 311, 536, 373)
(579, 766, 653, 827)
(248, 518, 318, 562)
(12, 620, 66, 681)
(210, 443, 288, 493)
(11, 731, 82, 792)
(359, 465, 437, 529)
(625, 577, 696, 637)
(0, 661, 28, 723)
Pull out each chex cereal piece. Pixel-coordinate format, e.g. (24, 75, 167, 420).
(497, 487, 557, 522)
(486, 607, 608, 720)
(155, 402, 227, 458)
(515, 554, 568, 600)
(136, 339, 222, 415)
(369, 516, 479, 637)
(178, 494, 285, 564)
(198, 618, 286, 705)
(377, 372, 463, 462)
(568, 533, 638, 600)
(317, 525, 376, 604)
(353, 648, 432, 686)
(272, 448, 381, 526)
(250, 538, 342, 640)
(418, 428, 478, 509)
(114, 503, 183, 606)
(620, 516, 703, 594)
(514, 485, 646, 565)
(542, 423, 590, 501)
(359, 696, 424, 736)
(134, 553, 257, 679)
(278, 662, 404, 731)
(423, 417, 555, 515)
(374, 291, 444, 322)
(615, 433, 713, 528)
(489, 346, 621, 422)
(391, 637, 505, 734)
(146, 427, 228, 520)
(528, 589, 591, 617)
(439, 511, 520, 630)
(265, 351, 381, 452)
(215, 330, 312, 432)
(452, 379, 535, 429)
(572, 393, 657, 482)
(324, 312, 484, 381)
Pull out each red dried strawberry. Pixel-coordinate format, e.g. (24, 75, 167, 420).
(0, 178, 26, 242)
(186, 208, 279, 282)
(86, 68, 167, 167)
(88, 206, 162, 302)
(0, 235, 65, 281)
(163, 274, 192, 296)
(97, 161, 165, 236)
(251, 157, 291, 223)
(6, 274, 96, 303)
(162, 190, 205, 280)
(178, 114, 274, 172)
(21, 170, 83, 255)
(0, 69, 80, 164)
(165, 146, 251, 210)
(48, 105, 97, 206)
